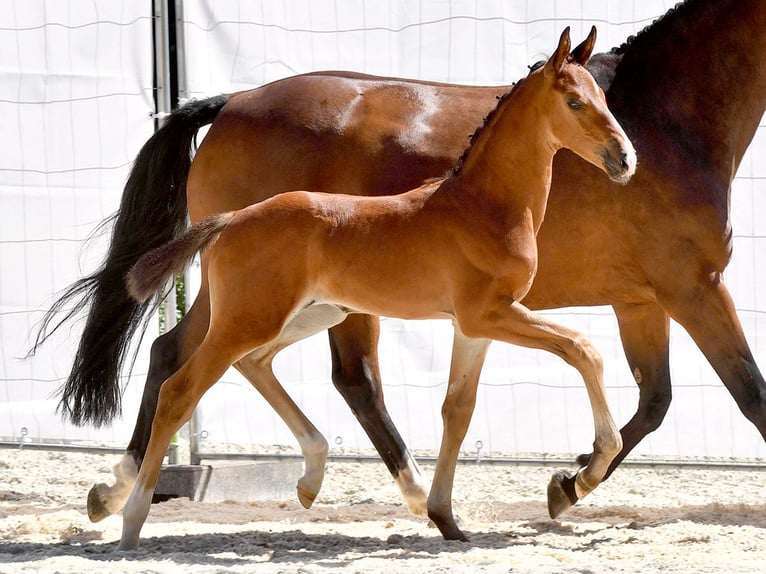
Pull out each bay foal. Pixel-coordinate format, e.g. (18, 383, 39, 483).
(119, 28, 635, 549)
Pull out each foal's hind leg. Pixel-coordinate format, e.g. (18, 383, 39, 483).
(234, 353, 329, 509)
(328, 314, 429, 516)
(87, 293, 212, 522)
(427, 329, 490, 540)
(576, 302, 672, 478)
(119, 338, 239, 550)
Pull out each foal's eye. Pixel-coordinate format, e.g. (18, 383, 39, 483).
(567, 99, 583, 110)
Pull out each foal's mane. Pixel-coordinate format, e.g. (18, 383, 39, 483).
(610, 0, 696, 55)
(451, 60, 546, 176)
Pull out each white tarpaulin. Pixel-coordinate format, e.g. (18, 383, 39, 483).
(0, 1, 155, 443)
(1, 1, 765, 460)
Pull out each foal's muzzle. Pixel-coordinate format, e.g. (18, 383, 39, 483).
(602, 139, 637, 185)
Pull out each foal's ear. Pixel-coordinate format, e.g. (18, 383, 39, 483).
(571, 26, 597, 66)
(545, 27, 571, 78)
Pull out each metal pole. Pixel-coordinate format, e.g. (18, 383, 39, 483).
(153, 0, 182, 465)
(153, 0, 175, 334)
(172, 0, 203, 466)
(174, 0, 188, 105)
(152, 0, 172, 126)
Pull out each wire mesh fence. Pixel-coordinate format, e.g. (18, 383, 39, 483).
(1, 0, 765, 469)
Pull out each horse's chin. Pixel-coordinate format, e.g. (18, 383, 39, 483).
(608, 170, 634, 186)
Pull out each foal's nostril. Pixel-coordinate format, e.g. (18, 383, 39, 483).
(619, 153, 630, 171)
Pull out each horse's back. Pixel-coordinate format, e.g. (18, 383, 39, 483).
(186, 73, 504, 220)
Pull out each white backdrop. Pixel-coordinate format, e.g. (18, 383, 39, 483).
(0, 1, 155, 444)
(1, 1, 765, 461)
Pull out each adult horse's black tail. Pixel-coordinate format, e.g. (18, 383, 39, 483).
(30, 95, 229, 427)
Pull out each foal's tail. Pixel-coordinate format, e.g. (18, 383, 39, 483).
(29, 95, 229, 427)
(127, 213, 234, 305)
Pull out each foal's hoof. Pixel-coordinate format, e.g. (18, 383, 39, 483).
(546, 470, 579, 519)
(87, 483, 113, 523)
(296, 483, 317, 509)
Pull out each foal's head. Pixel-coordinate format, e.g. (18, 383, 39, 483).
(530, 27, 636, 185)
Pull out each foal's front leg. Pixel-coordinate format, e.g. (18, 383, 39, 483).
(119, 341, 233, 550)
(457, 300, 622, 519)
(576, 302, 672, 476)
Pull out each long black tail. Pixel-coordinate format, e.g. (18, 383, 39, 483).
(30, 95, 229, 427)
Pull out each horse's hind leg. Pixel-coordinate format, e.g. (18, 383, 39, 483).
(576, 302, 672, 478)
(328, 314, 429, 516)
(234, 353, 328, 509)
(87, 291, 211, 522)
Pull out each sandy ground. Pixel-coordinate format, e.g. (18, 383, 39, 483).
(1, 449, 765, 573)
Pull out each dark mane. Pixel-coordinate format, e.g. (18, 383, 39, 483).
(452, 60, 546, 176)
(610, 0, 696, 55)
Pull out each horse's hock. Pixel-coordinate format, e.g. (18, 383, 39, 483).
(153, 460, 303, 503)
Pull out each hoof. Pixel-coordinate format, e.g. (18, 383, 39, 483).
(296, 483, 317, 509)
(87, 483, 114, 523)
(547, 470, 579, 519)
(428, 512, 468, 541)
(435, 522, 469, 542)
(117, 539, 140, 552)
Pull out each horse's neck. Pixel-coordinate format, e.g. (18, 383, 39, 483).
(610, 0, 766, 178)
(450, 87, 555, 230)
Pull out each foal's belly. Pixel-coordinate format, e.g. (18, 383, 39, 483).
(282, 304, 350, 345)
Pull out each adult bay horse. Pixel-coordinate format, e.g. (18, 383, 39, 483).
(116, 28, 635, 549)
(34, 0, 766, 522)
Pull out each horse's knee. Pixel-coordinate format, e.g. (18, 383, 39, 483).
(570, 333, 604, 375)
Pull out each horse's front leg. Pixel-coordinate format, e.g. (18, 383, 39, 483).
(662, 277, 766, 441)
(328, 314, 429, 516)
(88, 294, 211, 522)
(458, 299, 622, 519)
(427, 328, 490, 541)
(577, 301, 672, 477)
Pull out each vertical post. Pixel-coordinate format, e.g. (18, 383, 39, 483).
(173, 0, 203, 466)
(174, 0, 188, 105)
(152, 0, 172, 128)
(154, 0, 183, 465)
(153, 0, 173, 328)
(155, 0, 205, 466)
